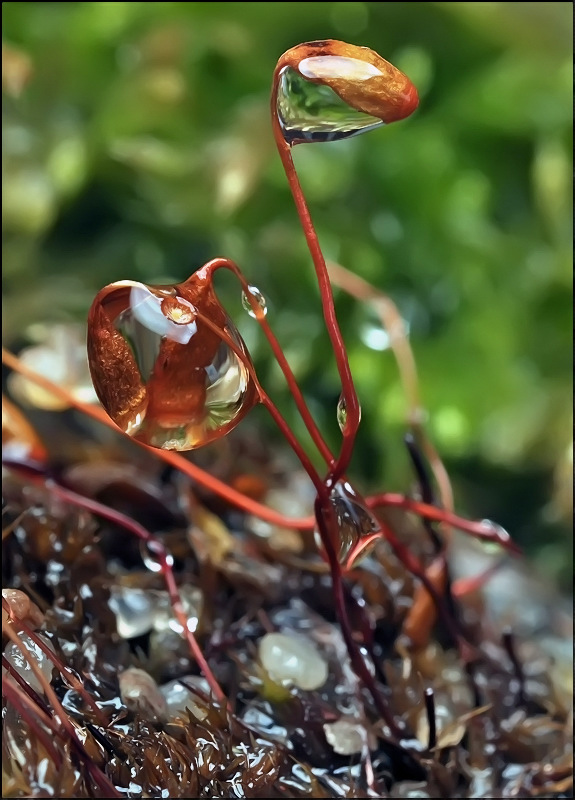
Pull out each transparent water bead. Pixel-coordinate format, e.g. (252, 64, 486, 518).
(241, 285, 267, 318)
(87, 271, 258, 450)
(153, 586, 203, 635)
(276, 40, 418, 146)
(108, 586, 157, 639)
(277, 67, 384, 145)
(315, 480, 380, 567)
(336, 394, 361, 433)
(258, 631, 328, 691)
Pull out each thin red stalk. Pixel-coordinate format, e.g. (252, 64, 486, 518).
(314, 497, 404, 738)
(3, 622, 121, 797)
(3, 461, 226, 705)
(5, 610, 109, 728)
(206, 257, 334, 466)
(199, 293, 404, 730)
(271, 69, 361, 481)
(268, 71, 407, 732)
(452, 559, 506, 597)
(0, 353, 516, 549)
(193, 306, 327, 498)
(373, 521, 474, 661)
(2, 653, 52, 717)
(2, 675, 64, 768)
(1, 347, 313, 530)
(41, 478, 227, 706)
(367, 493, 520, 555)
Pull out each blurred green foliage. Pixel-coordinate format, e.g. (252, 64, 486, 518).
(2, 3, 572, 586)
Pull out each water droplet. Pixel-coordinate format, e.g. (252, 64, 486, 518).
(87, 273, 259, 450)
(324, 717, 375, 755)
(336, 395, 347, 432)
(276, 40, 418, 145)
(108, 586, 157, 639)
(153, 586, 203, 636)
(139, 539, 173, 573)
(277, 66, 384, 145)
(315, 480, 380, 567)
(241, 285, 268, 318)
(336, 394, 361, 432)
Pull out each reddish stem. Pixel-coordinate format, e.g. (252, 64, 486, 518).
(367, 493, 520, 555)
(47, 479, 226, 705)
(206, 257, 335, 466)
(271, 69, 361, 482)
(2, 674, 64, 768)
(1, 347, 314, 530)
(2, 603, 109, 728)
(314, 497, 403, 738)
(3, 622, 121, 797)
(4, 464, 226, 707)
(375, 521, 480, 663)
(2, 653, 52, 718)
(198, 297, 402, 733)
(193, 304, 328, 499)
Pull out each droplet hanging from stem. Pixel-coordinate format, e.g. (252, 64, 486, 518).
(275, 39, 418, 146)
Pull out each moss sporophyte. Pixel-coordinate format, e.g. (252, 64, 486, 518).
(2, 40, 571, 799)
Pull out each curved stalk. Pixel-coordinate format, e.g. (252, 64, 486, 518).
(206, 257, 335, 466)
(2, 347, 313, 530)
(271, 64, 361, 483)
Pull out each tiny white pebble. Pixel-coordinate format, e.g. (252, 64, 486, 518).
(160, 675, 209, 721)
(119, 667, 168, 719)
(258, 632, 328, 691)
(324, 718, 373, 755)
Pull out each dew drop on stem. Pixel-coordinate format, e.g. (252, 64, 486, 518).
(241, 285, 267, 318)
(336, 394, 361, 433)
(315, 480, 380, 567)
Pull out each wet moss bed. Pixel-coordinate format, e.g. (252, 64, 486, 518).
(2, 428, 573, 799)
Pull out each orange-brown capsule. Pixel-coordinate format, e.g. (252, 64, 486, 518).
(275, 39, 418, 145)
(87, 267, 259, 451)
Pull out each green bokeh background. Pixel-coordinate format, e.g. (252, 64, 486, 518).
(2, 2, 572, 589)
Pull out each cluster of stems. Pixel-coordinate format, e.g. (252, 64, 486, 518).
(1, 42, 522, 753)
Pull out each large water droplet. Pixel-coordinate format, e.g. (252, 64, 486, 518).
(241, 285, 268, 318)
(87, 273, 259, 450)
(276, 40, 418, 146)
(277, 66, 384, 145)
(315, 480, 380, 567)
